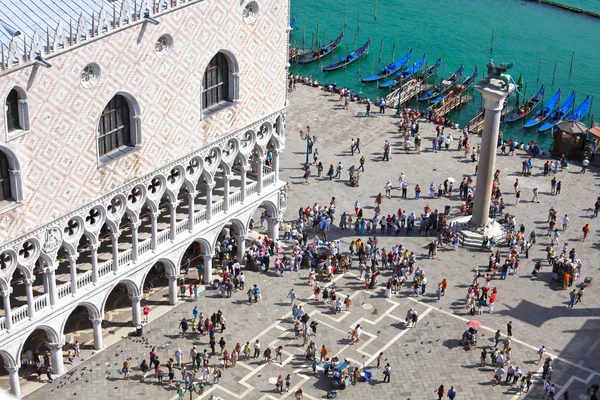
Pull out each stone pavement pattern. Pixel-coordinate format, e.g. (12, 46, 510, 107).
(21, 84, 600, 400)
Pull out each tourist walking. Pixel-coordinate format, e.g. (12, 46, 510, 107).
(383, 363, 391, 383)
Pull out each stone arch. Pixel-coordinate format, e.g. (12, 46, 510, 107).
(138, 258, 177, 296)
(20, 324, 61, 346)
(0, 349, 17, 368)
(58, 301, 102, 335)
(99, 278, 140, 316)
(248, 198, 279, 225)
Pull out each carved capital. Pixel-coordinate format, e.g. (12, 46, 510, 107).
(90, 317, 103, 326)
(5, 366, 19, 373)
(129, 294, 143, 302)
(0, 288, 12, 297)
(24, 278, 35, 286)
(68, 254, 79, 263)
(46, 341, 66, 351)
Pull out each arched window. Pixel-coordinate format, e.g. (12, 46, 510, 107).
(97, 94, 141, 162)
(0, 151, 10, 201)
(4, 87, 30, 137)
(202, 52, 239, 114)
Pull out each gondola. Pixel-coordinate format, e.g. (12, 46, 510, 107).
(429, 66, 477, 104)
(538, 91, 575, 132)
(360, 49, 413, 83)
(566, 95, 591, 121)
(378, 54, 426, 89)
(322, 37, 370, 72)
(418, 65, 464, 102)
(504, 84, 545, 123)
(421, 58, 442, 81)
(523, 88, 561, 129)
(298, 31, 344, 64)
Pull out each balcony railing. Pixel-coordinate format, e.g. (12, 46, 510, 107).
(77, 270, 94, 289)
(98, 260, 113, 277)
(34, 294, 48, 312)
(11, 304, 29, 325)
(57, 282, 72, 299)
(246, 181, 258, 197)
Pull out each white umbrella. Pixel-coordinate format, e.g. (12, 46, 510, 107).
(447, 177, 456, 183)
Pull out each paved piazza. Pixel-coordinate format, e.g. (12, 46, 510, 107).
(18, 85, 600, 399)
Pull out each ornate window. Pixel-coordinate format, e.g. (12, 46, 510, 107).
(0, 151, 10, 202)
(202, 53, 230, 110)
(4, 87, 30, 138)
(155, 34, 173, 58)
(81, 63, 101, 89)
(0, 147, 23, 210)
(97, 94, 141, 163)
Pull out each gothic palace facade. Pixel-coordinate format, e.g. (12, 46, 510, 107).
(0, 0, 289, 396)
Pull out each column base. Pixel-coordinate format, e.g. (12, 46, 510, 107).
(450, 216, 506, 250)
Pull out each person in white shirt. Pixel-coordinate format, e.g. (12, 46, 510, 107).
(563, 214, 569, 230)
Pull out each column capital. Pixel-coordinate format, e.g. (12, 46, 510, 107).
(24, 278, 35, 286)
(128, 294, 144, 302)
(91, 243, 100, 251)
(168, 274, 179, 283)
(131, 221, 141, 230)
(110, 231, 121, 240)
(5, 365, 19, 373)
(187, 191, 197, 199)
(44, 266, 58, 274)
(150, 211, 160, 220)
(241, 165, 251, 172)
(46, 341, 65, 351)
(68, 254, 79, 263)
(206, 182, 216, 190)
(235, 235, 246, 244)
(0, 288, 12, 297)
(224, 174, 233, 181)
(90, 317, 103, 326)
(268, 217, 283, 223)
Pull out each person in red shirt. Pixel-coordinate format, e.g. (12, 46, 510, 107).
(489, 294, 496, 314)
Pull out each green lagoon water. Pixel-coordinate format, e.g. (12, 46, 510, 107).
(290, 0, 600, 148)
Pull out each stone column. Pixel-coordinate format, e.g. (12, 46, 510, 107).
(130, 294, 143, 327)
(1, 289, 12, 330)
(235, 235, 246, 264)
(25, 279, 35, 319)
(268, 217, 281, 240)
(471, 82, 514, 227)
(202, 254, 213, 284)
(131, 222, 140, 262)
(187, 192, 196, 231)
(205, 183, 215, 222)
(7, 366, 20, 398)
(47, 340, 66, 374)
(68, 253, 78, 296)
(223, 175, 232, 212)
(90, 318, 104, 350)
(169, 201, 178, 241)
(45, 267, 58, 306)
(257, 157, 265, 195)
(150, 211, 159, 251)
(240, 166, 248, 204)
(273, 150, 281, 182)
(90, 243, 99, 284)
(110, 231, 120, 272)
(168, 274, 179, 305)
